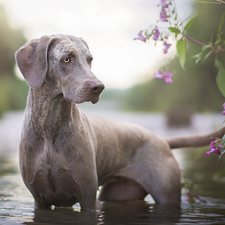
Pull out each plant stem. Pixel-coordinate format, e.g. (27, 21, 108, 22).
(183, 33, 225, 53)
(183, 33, 213, 49)
(215, 0, 225, 5)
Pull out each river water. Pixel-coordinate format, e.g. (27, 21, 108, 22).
(0, 106, 225, 224)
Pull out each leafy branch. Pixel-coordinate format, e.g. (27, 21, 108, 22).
(134, 0, 225, 161)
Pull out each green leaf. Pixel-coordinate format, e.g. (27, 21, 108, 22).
(174, 14, 177, 20)
(215, 39, 221, 45)
(168, 27, 181, 34)
(216, 59, 225, 97)
(191, 53, 202, 64)
(191, 53, 201, 59)
(203, 51, 213, 62)
(218, 148, 225, 162)
(218, 14, 224, 33)
(176, 39, 187, 69)
(184, 14, 201, 30)
(221, 134, 225, 144)
(179, 13, 195, 27)
(218, 13, 225, 41)
(198, 1, 220, 4)
(201, 45, 211, 54)
(196, 58, 201, 64)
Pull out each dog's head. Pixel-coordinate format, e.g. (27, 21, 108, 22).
(15, 34, 104, 104)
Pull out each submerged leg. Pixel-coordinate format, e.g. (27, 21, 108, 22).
(99, 178, 148, 201)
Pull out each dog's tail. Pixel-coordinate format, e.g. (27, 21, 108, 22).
(165, 126, 225, 149)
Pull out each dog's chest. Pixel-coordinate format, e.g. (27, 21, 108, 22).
(22, 135, 85, 207)
(30, 164, 80, 207)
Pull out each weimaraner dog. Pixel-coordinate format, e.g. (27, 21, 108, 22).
(15, 34, 225, 211)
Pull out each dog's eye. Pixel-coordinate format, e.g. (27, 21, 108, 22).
(63, 57, 70, 63)
(87, 56, 93, 65)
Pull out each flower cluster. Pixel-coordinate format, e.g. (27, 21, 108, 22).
(205, 103, 225, 158)
(157, 0, 169, 8)
(154, 69, 173, 83)
(205, 140, 222, 157)
(134, 0, 172, 55)
(153, 29, 160, 41)
(182, 180, 207, 204)
(134, 31, 146, 42)
(134, 0, 173, 83)
(158, 9, 170, 22)
(163, 41, 171, 54)
(186, 190, 207, 203)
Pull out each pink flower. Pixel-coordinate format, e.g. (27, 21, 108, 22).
(157, 0, 169, 8)
(164, 71, 173, 83)
(205, 149, 221, 157)
(163, 41, 171, 54)
(154, 70, 164, 79)
(205, 140, 222, 157)
(210, 141, 215, 150)
(153, 29, 160, 41)
(159, 9, 170, 22)
(222, 103, 225, 115)
(134, 31, 146, 42)
(154, 70, 173, 83)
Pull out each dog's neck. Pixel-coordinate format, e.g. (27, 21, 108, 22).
(26, 85, 81, 137)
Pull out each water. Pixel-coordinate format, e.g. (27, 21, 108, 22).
(0, 109, 225, 224)
(0, 174, 225, 224)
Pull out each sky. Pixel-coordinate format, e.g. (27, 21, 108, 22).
(0, 0, 193, 88)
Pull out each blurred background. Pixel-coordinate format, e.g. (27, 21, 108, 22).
(0, 0, 225, 174)
(1, 2, 225, 223)
(0, 0, 224, 116)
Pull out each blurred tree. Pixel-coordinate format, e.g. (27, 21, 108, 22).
(0, 5, 26, 76)
(125, 0, 225, 114)
(0, 5, 28, 116)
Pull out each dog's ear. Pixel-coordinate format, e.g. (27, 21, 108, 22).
(79, 37, 89, 50)
(15, 35, 56, 89)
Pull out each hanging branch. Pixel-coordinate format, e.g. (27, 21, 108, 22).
(215, 0, 225, 5)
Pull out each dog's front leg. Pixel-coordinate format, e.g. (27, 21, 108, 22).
(77, 183, 101, 212)
(80, 197, 101, 212)
(70, 168, 100, 212)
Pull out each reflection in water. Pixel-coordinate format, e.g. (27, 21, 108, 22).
(24, 201, 181, 225)
(180, 147, 225, 200)
(1, 173, 225, 225)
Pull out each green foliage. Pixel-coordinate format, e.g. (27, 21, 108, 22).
(0, 77, 28, 117)
(184, 13, 201, 30)
(0, 5, 28, 116)
(126, 1, 225, 113)
(176, 39, 186, 69)
(168, 27, 181, 34)
(216, 59, 225, 97)
(183, 145, 225, 200)
(198, 1, 220, 4)
(217, 12, 225, 42)
(218, 135, 225, 161)
(0, 6, 27, 77)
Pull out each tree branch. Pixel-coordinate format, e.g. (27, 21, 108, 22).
(183, 33, 225, 53)
(215, 0, 225, 5)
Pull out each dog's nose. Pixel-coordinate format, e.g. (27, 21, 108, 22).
(89, 81, 105, 94)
